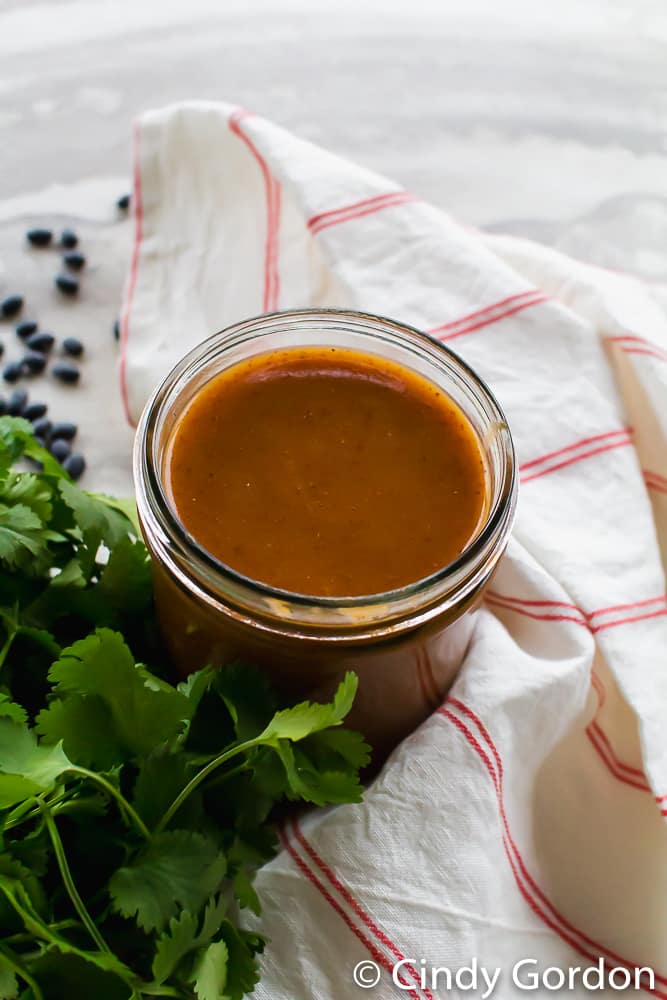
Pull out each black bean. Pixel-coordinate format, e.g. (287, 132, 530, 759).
(32, 417, 51, 438)
(62, 337, 83, 357)
(50, 421, 77, 440)
(24, 402, 48, 421)
(16, 320, 38, 339)
(26, 331, 55, 353)
(1, 296, 23, 319)
(52, 363, 80, 385)
(64, 453, 85, 480)
(3, 363, 22, 384)
(22, 352, 47, 375)
(63, 251, 85, 271)
(7, 389, 27, 415)
(117, 193, 131, 212)
(50, 438, 71, 462)
(0, 398, 5, 416)
(27, 227, 53, 247)
(60, 229, 78, 249)
(55, 274, 79, 297)
(0, 343, 3, 357)
(113, 318, 120, 341)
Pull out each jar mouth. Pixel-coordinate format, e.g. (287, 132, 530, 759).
(134, 308, 517, 625)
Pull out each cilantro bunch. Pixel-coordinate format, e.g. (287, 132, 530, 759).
(0, 417, 369, 1000)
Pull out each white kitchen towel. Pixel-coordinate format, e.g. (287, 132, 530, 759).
(121, 102, 667, 998)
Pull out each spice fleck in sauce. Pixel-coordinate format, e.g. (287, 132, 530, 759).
(165, 347, 487, 597)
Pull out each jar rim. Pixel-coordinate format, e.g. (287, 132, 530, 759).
(134, 308, 517, 625)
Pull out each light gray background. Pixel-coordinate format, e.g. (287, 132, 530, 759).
(1, 0, 666, 493)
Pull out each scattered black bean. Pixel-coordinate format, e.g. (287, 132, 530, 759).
(63, 251, 85, 271)
(52, 362, 80, 385)
(0, 399, 5, 416)
(26, 331, 55, 353)
(1, 296, 23, 319)
(32, 417, 51, 438)
(55, 274, 79, 297)
(62, 337, 83, 357)
(63, 453, 85, 481)
(60, 229, 78, 249)
(22, 352, 47, 375)
(24, 402, 48, 421)
(16, 320, 38, 339)
(7, 389, 28, 415)
(113, 318, 120, 341)
(27, 227, 53, 247)
(0, 343, 4, 357)
(3, 363, 22, 384)
(50, 421, 77, 441)
(117, 193, 131, 212)
(50, 438, 71, 462)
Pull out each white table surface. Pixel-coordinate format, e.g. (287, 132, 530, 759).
(1, 0, 666, 495)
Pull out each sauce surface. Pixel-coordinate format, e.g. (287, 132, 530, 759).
(165, 347, 487, 597)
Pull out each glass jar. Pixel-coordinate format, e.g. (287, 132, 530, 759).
(134, 309, 517, 763)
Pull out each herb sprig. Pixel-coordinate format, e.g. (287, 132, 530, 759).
(0, 417, 369, 1000)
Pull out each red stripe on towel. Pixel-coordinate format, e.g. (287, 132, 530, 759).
(280, 826, 426, 1000)
(229, 110, 281, 311)
(431, 292, 549, 342)
(427, 290, 542, 336)
(291, 819, 434, 999)
(486, 595, 588, 627)
(519, 428, 632, 473)
(308, 191, 418, 235)
(608, 335, 667, 364)
(644, 471, 667, 495)
(519, 436, 632, 483)
(487, 591, 667, 634)
(441, 701, 667, 994)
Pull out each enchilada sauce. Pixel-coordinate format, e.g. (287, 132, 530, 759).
(165, 347, 487, 595)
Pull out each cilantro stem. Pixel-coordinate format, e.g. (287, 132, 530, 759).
(155, 737, 262, 833)
(40, 804, 112, 956)
(4, 919, 79, 945)
(0, 618, 18, 671)
(71, 767, 151, 840)
(0, 943, 44, 1000)
(5, 789, 67, 831)
(140, 986, 182, 997)
(0, 882, 61, 950)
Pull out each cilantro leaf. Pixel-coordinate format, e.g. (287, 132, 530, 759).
(214, 923, 262, 1000)
(257, 671, 358, 743)
(132, 750, 205, 831)
(38, 630, 189, 763)
(152, 894, 228, 985)
(0, 694, 27, 725)
(274, 742, 364, 806)
(36, 696, 121, 771)
(190, 939, 229, 1000)
(108, 831, 227, 932)
(28, 951, 131, 1000)
(0, 503, 60, 573)
(0, 473, 54, 523)
(89, 494, 141, 535)
(0, 417, 66, 480)
(0, 960, 17, 1000)
(0, 719, 71, 807)
(212, 664, 278, 743)
(59, 479, 134, 553)
(152, 909, 200, 985)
